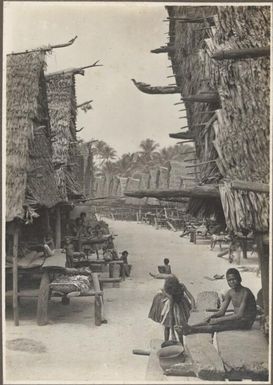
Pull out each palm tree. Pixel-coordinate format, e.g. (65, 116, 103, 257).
(115, 153, 137, 177)
(101, 160, 118, 176)
(93, 140, 117, 167)
(138, 138, 160, 165)
(157, 146, 180, 166)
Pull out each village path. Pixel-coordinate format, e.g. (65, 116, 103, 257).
(5, 219, 261, 383)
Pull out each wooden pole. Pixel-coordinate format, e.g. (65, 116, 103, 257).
(92, 273, 103, 326)
(13, 225, 20, 326)
(37, 271, 50, 326)
(55, 206, 61, 249)
(212, 46, 270, 60)
(255, 233, 269, 322)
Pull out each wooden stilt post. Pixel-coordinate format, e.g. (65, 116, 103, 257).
(13, 225, 20, 326)
(92, 273, 103, 326)
(37, 271, 50, 325)
(255, 233, 269, 321)
(55, 205, 61, 249)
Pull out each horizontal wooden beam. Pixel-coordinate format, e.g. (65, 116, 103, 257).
(169, 131, 194, 140)
(125, 185, 220, 199)
(212, 46, 270, 60)
(230, 180, 269, 194)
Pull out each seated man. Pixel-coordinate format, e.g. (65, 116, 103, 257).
(176, 268, 257, 336)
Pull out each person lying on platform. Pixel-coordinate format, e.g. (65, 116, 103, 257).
(175, 268, 257, 336)
(149, 258, 172, 279)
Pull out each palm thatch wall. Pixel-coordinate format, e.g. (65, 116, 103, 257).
(46, 72, 82, 200)
(6, 51, 60, 222)
(111, 176, 120, 197)
(168, 161, 184, 190)
(124, 177, 141, 205)
(158, 166, 170, 189)
(95, 176, 106, 198)
(167, 5, 270, 233)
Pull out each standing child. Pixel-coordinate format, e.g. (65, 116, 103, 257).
(148, 275, 196, 347)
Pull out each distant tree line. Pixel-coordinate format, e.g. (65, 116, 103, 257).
(79, 138, 193, 179)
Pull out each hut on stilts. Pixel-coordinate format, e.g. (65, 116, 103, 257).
(6, 47, 66, 325)
(129, 5, 270, 332)
(46, 61, 101, 243)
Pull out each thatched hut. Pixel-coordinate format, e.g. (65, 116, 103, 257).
(6, 50, 65, 326)
(6, 51, 61, 223)
(166, 5, 270, 322)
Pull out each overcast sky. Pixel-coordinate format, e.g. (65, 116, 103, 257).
(4, 2, 187, 156)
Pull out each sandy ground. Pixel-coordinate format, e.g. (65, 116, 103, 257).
(4, 219, 261, 383)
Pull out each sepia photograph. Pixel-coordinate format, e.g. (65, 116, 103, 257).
(2, 1, 271, 383)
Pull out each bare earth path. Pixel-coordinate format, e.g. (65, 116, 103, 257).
(5, 219, 261, 383)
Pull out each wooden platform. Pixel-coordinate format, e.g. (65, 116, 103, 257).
(215, 327, 269, 381)
(184, 291, 226, 381)
(145, 339, 165, 381)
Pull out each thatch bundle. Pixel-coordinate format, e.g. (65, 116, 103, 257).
(124, 177, 141, 205)
(103, 174, 112, 197)
(95, 176, 106, 198)
(116, 177, 128, 197)
(6, 51, 60, 221)
(168, 161, 184, 189)
(111, 176, 120, 197)
(158, 166, 170, 189)
(166, 5, 270, 232)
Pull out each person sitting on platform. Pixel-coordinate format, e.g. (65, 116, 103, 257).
(175, 268, 257, 337)
(120, 250, 132, 277)
(149, 257, 172, 279)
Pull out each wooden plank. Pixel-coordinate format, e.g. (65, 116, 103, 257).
(37, 271, 50, 326)
(185, 291, 225, 380)
(146, 339, 164, 380)
(42, 251, 66, 269)
(216, 329, 268, 381)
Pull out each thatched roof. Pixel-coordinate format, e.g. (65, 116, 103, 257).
(166, 5, 270, 232)
(26, 126, 60, 208)
(6, 51, 60, 222)
(46, 71, 83, 200)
